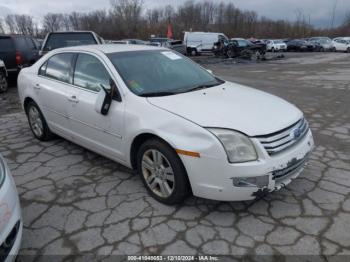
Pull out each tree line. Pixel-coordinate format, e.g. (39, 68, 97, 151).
(0, 0, 349, 40)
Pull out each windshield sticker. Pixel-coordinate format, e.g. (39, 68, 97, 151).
(128, 80, 144, 92)
(161, 51, 182, 60)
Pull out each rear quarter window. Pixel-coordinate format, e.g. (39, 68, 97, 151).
(43, 33, 97, 51)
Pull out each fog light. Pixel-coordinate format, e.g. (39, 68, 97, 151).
(231, 175, 269, 188)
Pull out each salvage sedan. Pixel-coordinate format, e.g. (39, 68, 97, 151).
(0, 154, 22, 261)
(18, 45, 314, 204)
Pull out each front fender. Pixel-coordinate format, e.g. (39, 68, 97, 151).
(123, 96, 226, 167)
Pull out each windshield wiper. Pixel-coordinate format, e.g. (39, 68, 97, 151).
(139, 91, 178, 97)
(183, 79, 225, 93)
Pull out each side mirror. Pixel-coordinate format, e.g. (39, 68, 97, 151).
(95, 84, 112, 115)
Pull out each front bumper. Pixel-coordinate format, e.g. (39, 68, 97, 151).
(181, 130, 314, 201)
(0, 161, 22, 261)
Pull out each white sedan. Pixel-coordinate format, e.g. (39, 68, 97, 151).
(18, 45, 314, 204)
(266, 40, 287, 52)
(0, 155, 22, 261)
(332, 39, 350, 52)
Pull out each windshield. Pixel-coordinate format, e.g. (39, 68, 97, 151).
(275, 40, 284, 44)
(108, 50, 223, 96)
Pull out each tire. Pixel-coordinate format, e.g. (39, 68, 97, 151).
(136, 138, 191, 205)
(0, 71, 8, 93)
(190, 48, 198, 56)
(271, 47, 275, 53)
(25, 101, 55, 141)
(226, 49, 234, 58)
(347, 48, 350, 53)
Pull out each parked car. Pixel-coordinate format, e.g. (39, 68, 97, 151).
(149, 38, 187, 55)
(184, 32, 229, 55)
(228, 38, 266, 57)
(0, 59, 8, 93)
(40, 31, 104, 56)
(287, 39, 314, 52)
(332, 39, 350, 52)
(309, 37, 334, 51)
(0, 34, 40, 79)
(332, 37, 350, 42)
(0, 154, 22, 261)
(18, 45, 314, 204)
(266, 39, 287, 52)
(111, 39, 148, 45)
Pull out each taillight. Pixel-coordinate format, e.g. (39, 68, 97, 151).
(15, 51, 23, 66)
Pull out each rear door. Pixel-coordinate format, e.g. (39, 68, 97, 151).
(37, 53, 76, 136)
(0, 36, 16, 71)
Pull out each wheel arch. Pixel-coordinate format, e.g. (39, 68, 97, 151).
(130, 132, 176, 170)
(130, 132, 193, 196)
(23, 97, 36, 114)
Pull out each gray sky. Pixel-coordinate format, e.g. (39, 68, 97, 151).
(0, 0, 349, 28)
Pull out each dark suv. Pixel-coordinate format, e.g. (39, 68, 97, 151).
(0, 34, 40, 79)
(40, 31, 104, 56)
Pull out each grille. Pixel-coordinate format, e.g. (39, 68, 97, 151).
(255, 118, 309, 156)
(272, 155, 309, 182)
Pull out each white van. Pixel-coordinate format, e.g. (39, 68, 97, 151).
(184, 32, 229, 55)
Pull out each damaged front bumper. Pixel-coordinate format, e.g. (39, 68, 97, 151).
(180, 130, 314, 201)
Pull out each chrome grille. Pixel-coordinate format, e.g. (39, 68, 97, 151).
(255, 118, 309, 155)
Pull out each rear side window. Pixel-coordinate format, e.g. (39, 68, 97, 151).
(73, 53, 110, 92)
(0, 37, 15, 52)
(44, 53, 75, 83)
(43, 33, 97, 51)
(14, 37, 28, 51)
(25, 37, 36, 50)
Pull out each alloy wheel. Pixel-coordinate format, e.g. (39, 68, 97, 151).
(28, 106, 44, 137)
(0, 73, 8, 93)
(141, 149, 175, 198)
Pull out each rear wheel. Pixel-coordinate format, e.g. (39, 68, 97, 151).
(136, 139, 191, 205)
(26, 101, 55, 141)
(189, 48, 198, 56)
(347, 47, 350, 53)
(226, 49, 234, 58)
(0, 71, 8, 93)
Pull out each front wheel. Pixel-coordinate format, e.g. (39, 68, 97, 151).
(347, 47, 350, 53)
(136, 139, 191, 205)
(26, 101, 55, 141)
(0, 71, 8, 93)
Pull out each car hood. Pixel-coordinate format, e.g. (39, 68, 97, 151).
(147, 82, 302, 136)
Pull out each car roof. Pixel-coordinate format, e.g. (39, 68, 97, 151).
(47, 31, 96, 34)
(54, 44, 166, 54)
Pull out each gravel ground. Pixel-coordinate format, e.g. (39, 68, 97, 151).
(0, 52, 349, 261)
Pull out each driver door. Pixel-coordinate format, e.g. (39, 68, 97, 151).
(67, 52, 125, 162)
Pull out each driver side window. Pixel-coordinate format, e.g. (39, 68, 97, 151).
(73, 53, 111, 92)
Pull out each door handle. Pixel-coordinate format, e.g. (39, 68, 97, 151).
(34, 83, 41, 89)
(67, 95, 79, 103)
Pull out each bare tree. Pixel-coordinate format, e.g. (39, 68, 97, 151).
(330, 0, 339, 28)
(0, 18, 4, 33)
(14, 15, 35, 35)
(5, 15, 16, 33)
(43, 13, 64, 32)
(110, 0, 144, 38)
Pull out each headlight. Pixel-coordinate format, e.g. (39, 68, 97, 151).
(208, 128, 257, 163)
(0, 156, 6, 188)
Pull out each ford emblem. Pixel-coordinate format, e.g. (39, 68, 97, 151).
(292, 128, 302, 139)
